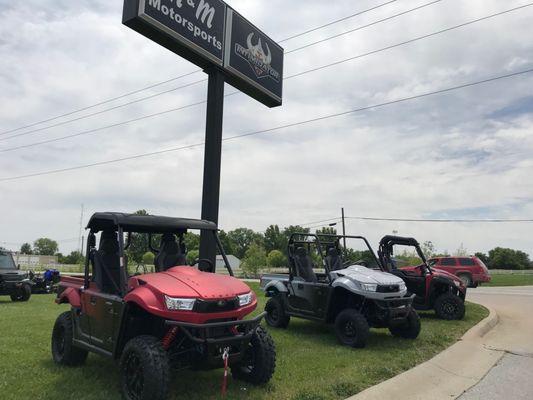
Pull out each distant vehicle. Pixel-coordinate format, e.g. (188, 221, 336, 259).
(30, 269, 61, 294)
(261, 233, 420, 349)
(428, 256, 491, 288)
(378, 236, 466, 320)
(0, 249, 32, 302)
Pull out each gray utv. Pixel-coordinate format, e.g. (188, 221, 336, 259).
(260, 234, 420, 348)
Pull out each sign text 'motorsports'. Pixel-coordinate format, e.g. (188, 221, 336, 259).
(124, 0, 227, 65)
(123, 0, 283, 107)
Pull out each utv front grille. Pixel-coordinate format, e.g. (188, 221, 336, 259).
(376, 284, 400, 293)
(193, 298, 239, 313)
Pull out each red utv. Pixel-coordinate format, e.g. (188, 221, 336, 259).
(52, 212, 275, 400)
(378, 236, 466, 320)
(429, 256, 491, 288)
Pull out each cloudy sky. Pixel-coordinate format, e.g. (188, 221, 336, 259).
(1, 0, 532, 256)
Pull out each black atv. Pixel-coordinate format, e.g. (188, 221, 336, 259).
(0, 249, 32, 302)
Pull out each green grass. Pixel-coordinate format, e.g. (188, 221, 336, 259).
(0, 283, 487, 400)
(485, 273, 533, 287)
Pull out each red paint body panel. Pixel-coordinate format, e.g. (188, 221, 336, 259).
(124, 266, 257, 323)
(57, 267, 257, 323)
(400, 265, 466, 297)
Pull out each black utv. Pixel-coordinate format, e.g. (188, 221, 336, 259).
(0, 249, 32, 302)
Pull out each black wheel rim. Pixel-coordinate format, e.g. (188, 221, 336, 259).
(268, 307, 279, 323)
(442, 300, 458, 316)
(124, 352, 144, 400)
(343, 321, 357, 339)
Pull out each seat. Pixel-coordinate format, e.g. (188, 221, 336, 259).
(293, 247, 318, 283)
(92, 230, 122, 294)
(155, 233, 187, 271)
(326, 247, 342, 271)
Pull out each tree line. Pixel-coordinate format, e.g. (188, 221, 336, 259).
(15, 210, 532, 272)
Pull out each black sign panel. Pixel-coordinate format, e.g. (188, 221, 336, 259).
(224, 9, 283, 107)
(123, 0, 227, 66)
(123, 0, 283, 107)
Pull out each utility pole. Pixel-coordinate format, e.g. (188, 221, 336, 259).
(78, 204, 84, 254)
(341, 207, 347, 249)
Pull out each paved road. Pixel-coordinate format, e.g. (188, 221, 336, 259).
(459, 286, 533, 399)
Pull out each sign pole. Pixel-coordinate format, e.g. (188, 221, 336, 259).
(199, 67, 225, 272)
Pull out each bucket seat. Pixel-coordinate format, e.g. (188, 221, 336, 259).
(155, 233, 187, 271)
(293, 247, 318, 283)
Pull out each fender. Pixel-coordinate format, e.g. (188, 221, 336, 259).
(263, 281, 288, 296)
(56, 287, 81, 308)
(123, 286, 162, 315)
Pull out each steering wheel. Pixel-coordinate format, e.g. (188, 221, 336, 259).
(192, 258, 215, 271)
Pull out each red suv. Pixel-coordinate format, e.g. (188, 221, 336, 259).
(429, 256, 491, 288)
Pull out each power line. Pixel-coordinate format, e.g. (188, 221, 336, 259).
(0, 2, 424, 144)
(0, 70, 203, 137)
(2, 66, 532, 182)
(3, 3, 523, 152)
(279, 0, 397, 42)
(300, 217, 342, 227)
(286, 0, 443, 54)
(0, 0, 398, 137)
(0, 79, 207, 141)
(346, 216, 533, 223)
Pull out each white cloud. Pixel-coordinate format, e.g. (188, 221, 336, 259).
(1, 0, 533, 257)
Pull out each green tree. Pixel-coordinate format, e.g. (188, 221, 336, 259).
(488, 247, 531, 270)
(267, 250, 287, 269)
(474, 252, 489, 266)
(263, 225, 287, 253)
(241, 243, 267, 277)
(33, 238, 58, 256)
(218, 230, 235, 255)
(187, 249, 199, 266)
(227, 228, 263, 259)
(142, 252, 155, 266)
(125, 210, 150, 265)
(20, 243, 32, 254)
(62, 251, 83, 264)
(282, 225, 310, 243)
(184, 232, 200, 252)
(316, 226, 337, 236)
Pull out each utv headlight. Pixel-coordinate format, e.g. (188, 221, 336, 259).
(238, 292, 253, 307)
(398, 282, 406, 291)
(165, 296, 196, 311)
(360, 283, 378, 292)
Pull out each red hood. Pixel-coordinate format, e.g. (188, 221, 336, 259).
(432, 267, 464, 281)
(128, 266, 251, 300)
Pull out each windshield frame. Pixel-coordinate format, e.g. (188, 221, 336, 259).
(0, 251, 17, 270)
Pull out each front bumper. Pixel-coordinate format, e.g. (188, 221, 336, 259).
(372, 294, 415, 324)
(165, 312, 265, 368)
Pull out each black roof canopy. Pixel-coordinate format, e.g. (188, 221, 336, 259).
(86, 212, 217, 233)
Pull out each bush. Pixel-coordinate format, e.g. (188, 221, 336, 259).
(241, 243, 267, 278)
(186, 250, 199, 266)
(267, 250, 287, 269)
(142, 252, 155, 266)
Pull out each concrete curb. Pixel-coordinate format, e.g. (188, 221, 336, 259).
(346, 303, 501, 400)
(461, 304, 499, 340)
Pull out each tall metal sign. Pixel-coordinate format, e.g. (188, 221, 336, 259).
(123, 0, 284, 270)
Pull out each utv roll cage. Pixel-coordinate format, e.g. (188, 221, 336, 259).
(287, 233, 381, 281)
(84, 212, 233, 297)
(378, 235, 433, 275)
